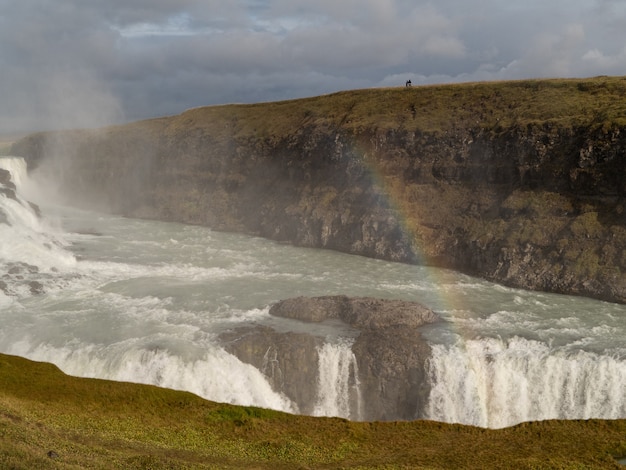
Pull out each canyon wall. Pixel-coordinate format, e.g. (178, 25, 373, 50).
(12, 78, 626, 302)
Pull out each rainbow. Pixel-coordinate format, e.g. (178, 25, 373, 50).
(348, 137, 474, 330)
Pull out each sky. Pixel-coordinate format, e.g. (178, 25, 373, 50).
(1, 0, 626, 134)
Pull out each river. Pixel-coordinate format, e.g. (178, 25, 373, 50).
(1, 156, 625, 428)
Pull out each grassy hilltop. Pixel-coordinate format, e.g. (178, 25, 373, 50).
(17, 76, 626, 154)
(160, 76, 626, 136)
(1, 353, 625, 469)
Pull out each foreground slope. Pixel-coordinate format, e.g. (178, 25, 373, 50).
(1, 353, 625, 469)
(13, 76, 626, 302)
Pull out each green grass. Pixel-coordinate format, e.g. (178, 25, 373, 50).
(1, 353, 625, 469)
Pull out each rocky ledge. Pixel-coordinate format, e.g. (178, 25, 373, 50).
(219, 295, 440, 421)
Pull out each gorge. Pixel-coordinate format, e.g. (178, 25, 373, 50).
(3, 77, 626, 432)
(12, 76, 626, 304)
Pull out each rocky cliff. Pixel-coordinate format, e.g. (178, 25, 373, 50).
(12, 76, 626, 302)
(219, 296, 439, 421)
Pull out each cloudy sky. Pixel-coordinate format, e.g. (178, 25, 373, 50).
(1, 0, 625, 134)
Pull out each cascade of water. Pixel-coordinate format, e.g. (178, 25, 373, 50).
(261, 346, 285, 390)
(425, 336, 626, 428)
(4, 338, 297, 413)
(0, 157, 76, 296)
(313, 339, 362, 420)
(0, 156, 28, 191)
(1, 155, 625, 426)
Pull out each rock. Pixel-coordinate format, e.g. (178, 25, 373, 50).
(0, 168, 15, 189)
(268, 295, 438, 329)
(219, 326, 321, 415)
(0, 168, 41, 218)
(28, 281, 44, 295)
(220, 296, 440, 421)
(12, 82, 626, 303)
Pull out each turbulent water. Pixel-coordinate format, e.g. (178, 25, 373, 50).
(1, 156, 625, 428)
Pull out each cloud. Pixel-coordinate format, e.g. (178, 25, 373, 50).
(497, 24, 586, 78)
(0, 1, 625, 134)
(582, 47, 626, 73)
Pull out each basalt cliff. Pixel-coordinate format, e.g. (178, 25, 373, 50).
(12, 76, 626, 302)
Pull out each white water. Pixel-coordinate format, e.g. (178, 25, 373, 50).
(1, 156, 626, 427)
(0, 157, 74, 272)
(426, 337, 626, 428)
(313, 339, 362, 420)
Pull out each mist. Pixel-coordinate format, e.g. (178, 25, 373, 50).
(1, 70, 125, 135)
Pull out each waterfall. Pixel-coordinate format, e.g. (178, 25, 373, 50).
(313, 339, 362, 420)
(2, 152, 626, 426)
(425, 336, 626, 428)
(5, 338, 297, 414)
(0, 156, 28, 190)
(0, 157, 75, 289)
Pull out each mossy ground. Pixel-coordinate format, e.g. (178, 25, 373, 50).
(1, 353, 625, 469)
(159, 76, 626, 139)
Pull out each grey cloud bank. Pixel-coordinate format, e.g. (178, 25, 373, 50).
(1, 0, 625, 134)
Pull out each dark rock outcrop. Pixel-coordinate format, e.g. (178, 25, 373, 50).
(12, 79, 626, 302)
(220, 295, 439, 421)
(219, 327, 322, 416)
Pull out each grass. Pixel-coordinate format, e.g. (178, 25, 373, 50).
(14, 76, 626, 160)
(1, 353, 625, 469)
(155, 76, 626, 140)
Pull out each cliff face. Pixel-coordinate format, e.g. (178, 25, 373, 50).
(12, 77, 626, 302)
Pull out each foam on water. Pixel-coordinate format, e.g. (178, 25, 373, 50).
(2, 155, 626, 426)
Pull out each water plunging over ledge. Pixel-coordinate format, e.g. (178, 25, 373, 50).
(1, 156, 625, 428)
